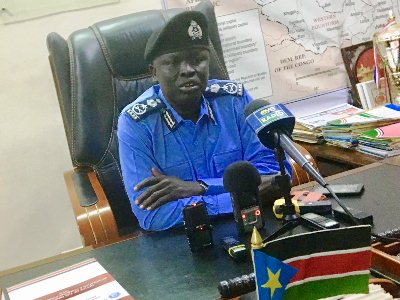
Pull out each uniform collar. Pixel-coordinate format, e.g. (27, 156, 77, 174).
(156, 85, 217, 133)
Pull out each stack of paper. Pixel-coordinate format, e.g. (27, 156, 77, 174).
(321, 104, 400, 149)
(293, 104, 363, 144)
(357, 122, 400, 157)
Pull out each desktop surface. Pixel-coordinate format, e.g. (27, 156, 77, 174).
(1, 162, 399, 299)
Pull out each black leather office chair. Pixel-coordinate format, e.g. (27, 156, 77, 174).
(46, 0, 317, 247)
(46, 1, 228, 246)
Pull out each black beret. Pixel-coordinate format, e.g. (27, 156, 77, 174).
(144, 10, 210, 62)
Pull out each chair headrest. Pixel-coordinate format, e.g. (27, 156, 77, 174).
(88, 9, 183, 79)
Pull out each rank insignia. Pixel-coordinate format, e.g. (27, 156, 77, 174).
(161, 108, 177, 131)
(126, 96, 164, 121)
(205, 100, 216, 124)
(222, 82, 243, 96)
(209, 83, 220, 93)
(203, 81, 244, 97)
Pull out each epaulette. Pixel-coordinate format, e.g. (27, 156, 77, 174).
(203, 81, 244, 98)
(126, 95, 165, 121)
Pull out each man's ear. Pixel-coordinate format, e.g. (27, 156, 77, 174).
(149, 64, 157, 82)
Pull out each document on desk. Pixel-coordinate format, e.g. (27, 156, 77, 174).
(5, 258, 133, 300)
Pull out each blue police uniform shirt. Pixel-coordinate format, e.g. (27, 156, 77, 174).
(117, 80, 292, 231)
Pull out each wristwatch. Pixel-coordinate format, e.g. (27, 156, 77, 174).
(197, 180, 209, 195)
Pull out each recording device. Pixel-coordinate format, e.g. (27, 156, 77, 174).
(333, 206, 373, 225)
(223, 161, 264, 234)
(221, 236, 248, 261)
(182, 202, 213, 252)
(273, 198, 332, 218)
(301, 212, 340, 230)
(313, 183, 364, 196)
(244, 100, 328, 188)
(218, 273, 256, 299)
(273, 190, 332, 219)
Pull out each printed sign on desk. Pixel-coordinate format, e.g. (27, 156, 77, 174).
(6, 258, 133, 300)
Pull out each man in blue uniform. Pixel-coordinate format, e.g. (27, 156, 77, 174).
(117, 10, 291, 231)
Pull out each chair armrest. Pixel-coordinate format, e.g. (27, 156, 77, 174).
(291, 143, 319, 186)
(64, 169, 119, 246)
(69, 169, 98, 207)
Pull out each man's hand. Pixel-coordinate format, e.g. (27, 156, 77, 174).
(134, 168, 205, 210)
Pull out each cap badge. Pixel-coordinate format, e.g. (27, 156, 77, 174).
(188, 20, 203, 40)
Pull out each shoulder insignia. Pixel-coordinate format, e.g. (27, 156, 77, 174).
(204, 81, 244, 98)
(126, 96, 165, 121)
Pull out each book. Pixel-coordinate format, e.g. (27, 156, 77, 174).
(357, 122, 400, 157)
(356, 82, 368, 110)
(321, 104, 400, 148)
(362, 80, 389, 109)
(356, 79, 389, 110)
(5, 258, 133, 300)
(293, 103, 363, 144)
(325, 104, 400, 128)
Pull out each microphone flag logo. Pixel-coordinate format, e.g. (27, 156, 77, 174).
(246, 104, 293, 134)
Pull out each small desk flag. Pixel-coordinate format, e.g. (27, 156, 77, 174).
(253, 250, 297, 300)
(252, 225, 371, 300)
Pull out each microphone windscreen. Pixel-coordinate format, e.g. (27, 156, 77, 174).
(244, 99, 271, 118)
(223, 161, 261, 193)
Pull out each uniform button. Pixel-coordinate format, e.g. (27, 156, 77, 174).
(194, 141, 199, 146)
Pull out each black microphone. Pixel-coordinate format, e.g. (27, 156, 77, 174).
(223, 161, 264, 234)
(218, 273, 256, 298)
(244, 99, 328, 188)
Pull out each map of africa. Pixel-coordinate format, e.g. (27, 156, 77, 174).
(164, 0, 399, 103)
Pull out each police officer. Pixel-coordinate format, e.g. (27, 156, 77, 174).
(117, 10, 291, 231)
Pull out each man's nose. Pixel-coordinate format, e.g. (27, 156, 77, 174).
(180, 61, 196, 75)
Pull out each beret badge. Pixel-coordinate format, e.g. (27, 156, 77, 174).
(188, 20, 203, 40)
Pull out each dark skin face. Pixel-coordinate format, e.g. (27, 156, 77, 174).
(149, 48, 210, 122)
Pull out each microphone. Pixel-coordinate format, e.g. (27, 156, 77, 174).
(244, 99, 327, 188)
(218, 273, 256, 298)
(223, 161, 264, 234)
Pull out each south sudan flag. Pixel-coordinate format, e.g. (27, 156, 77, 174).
(254, 225, 371, 300)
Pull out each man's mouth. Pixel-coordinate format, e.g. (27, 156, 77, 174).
(179, 81, 201, 92)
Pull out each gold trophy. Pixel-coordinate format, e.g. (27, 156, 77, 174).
(373, 10, 400, 105)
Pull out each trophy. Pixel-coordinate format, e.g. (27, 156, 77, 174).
(373, 11, 400, 105)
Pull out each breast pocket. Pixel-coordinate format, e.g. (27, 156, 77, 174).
(212, 149, 243, 177)
(162, 161, 193, 181)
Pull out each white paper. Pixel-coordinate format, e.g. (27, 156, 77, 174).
(217, 9, 272, 99)
(7, 259, 132, 300)
(295, 103, 363, 129)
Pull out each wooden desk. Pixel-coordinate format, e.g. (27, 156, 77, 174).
(297, 142, 380, 177)
(1, 162, 399, 299)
